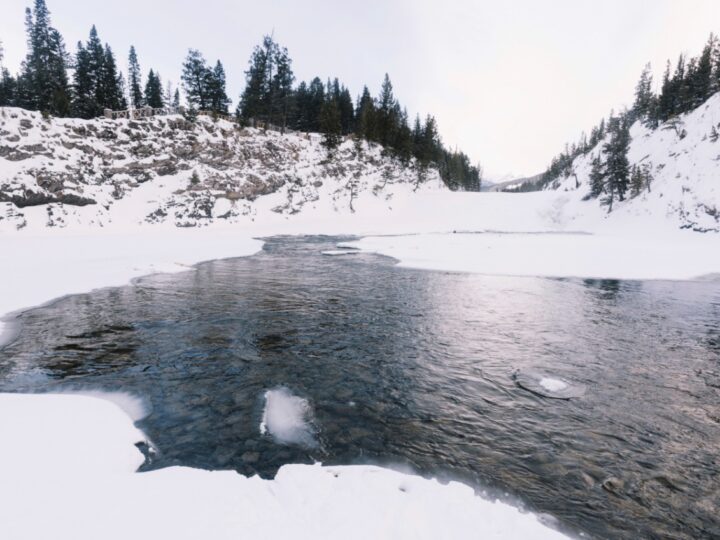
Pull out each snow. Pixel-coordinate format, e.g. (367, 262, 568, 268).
(260, 387, 318, 448)
(341, 228, 720, 281)
(539, 378, 569, 393)
(2, 93, 720, 538)
(0, 393, 568, 540)
(0, 228, 264, 345)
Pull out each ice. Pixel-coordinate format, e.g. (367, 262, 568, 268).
(321, 250, 359, 256)
(260, 387, 318, 448)
(65, 390, 149, 422)
(539, 378, 568, 393)
(513, 370, 586, 400)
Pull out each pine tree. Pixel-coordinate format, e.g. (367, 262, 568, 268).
(208, 60, 230, 115)
(417, 115, 439, 167)
(100, 45, 124, 110)
(20, 0, 70, 115)
(144, 69, 164, 108)
(128, 45, 143, 108)
(320, 97, 342, 150)
(657, 60, 673, 122)
(377, 73, 396, 146)
(692, 34, 715, 107)
(173, 88, 180, 108)
(589, 154, 605, 198)
(85, 26, 105, 112)
(630, 165, 643, 197)
(272, 45, 294, 132)
(337, 86, 354, 135)
(602, 117, 631, 209)
(182, 49, 211, 111)
(307, 77, 325, 132)
(354, 86, 376, 141)
(632, 63, 656, 127)
(0, 41, 17, 106)
(71, 42, 97, 118)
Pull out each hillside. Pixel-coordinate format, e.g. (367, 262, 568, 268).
(0, 107, 444, 232)
(539, 93, 720, 233)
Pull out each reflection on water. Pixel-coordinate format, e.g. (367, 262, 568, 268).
(1, 236, 719, 539)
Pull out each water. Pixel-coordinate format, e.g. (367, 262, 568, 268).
(1, 235, 719, 539)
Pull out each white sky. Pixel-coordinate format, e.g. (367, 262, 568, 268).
(1, 0, 719, 177)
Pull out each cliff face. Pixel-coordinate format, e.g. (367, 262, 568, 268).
(0, 108, 443, 231)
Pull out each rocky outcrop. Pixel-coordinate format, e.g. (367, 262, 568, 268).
(0, 107, 443, 229)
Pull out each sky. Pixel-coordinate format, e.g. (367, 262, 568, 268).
(1, 0, 720, 178)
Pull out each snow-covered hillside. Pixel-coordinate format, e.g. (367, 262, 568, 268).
(544, 93, 720, 232)
(0, 107, 443, 231)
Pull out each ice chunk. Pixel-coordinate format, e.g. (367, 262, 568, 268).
(539, 378, 568, 393)
(260, 387, 318, 448)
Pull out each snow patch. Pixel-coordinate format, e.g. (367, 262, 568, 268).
(539, 378, 568, 393)
(260, 387, 318, 448)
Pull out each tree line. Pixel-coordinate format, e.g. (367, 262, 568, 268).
(0, 0, 481, 191)
(0, 1, 181, 118)
(529, 34, 720, 207)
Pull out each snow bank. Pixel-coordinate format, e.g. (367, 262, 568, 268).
(545, 93, 720, 233)
(0, 393, 568, 540)
(342, 229, 720, 281)
(0, 227, 263, 344)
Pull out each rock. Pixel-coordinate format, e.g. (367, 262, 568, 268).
(602, 476, 624, 494)
(241, 451, 260, 464)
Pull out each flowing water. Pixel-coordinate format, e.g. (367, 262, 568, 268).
(1, 235, 719, 539)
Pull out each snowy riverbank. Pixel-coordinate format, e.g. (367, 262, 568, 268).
(2, 187, 719, 539)
(0, 220, 573, 540)
(0, 394, 568, 540)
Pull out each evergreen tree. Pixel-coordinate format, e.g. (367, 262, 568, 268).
(376, 73, 396, 146)
(320, 97, 342, 150)
(588, 154, 605, 198)
(354, 85, 376, 141)
(306, 77, 325, 132)
(692, 34, 714, 107)
(602, 117, 631, 209)
(173, 88, 181, 108)
(272, 45, 294, 132)
(632, 63, 656, 127)
(71, 26, 123, 117)
(237, 42, 267, 125)
(657, 60, 673, 121)
(291, 81, 310, 131)
(182, 49, 211, 110)
(417, 115, 439, 167)
(20, 0, 70, 115)
(337, 86, 354, 135)
(100, 44, 124, 110)
(394, 108, 413, 163)
(71, 42, 94, 117)
(209, 60, 230, 114)
(0, 41, 17, 106)
(630, 165, 644, 197)
(128, 45, 143, 108)
(144, 69, 164, 108)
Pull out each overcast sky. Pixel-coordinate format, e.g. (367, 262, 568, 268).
(1, 0, 720, 178)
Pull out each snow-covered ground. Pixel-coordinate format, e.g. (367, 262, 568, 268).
(0, 394, 567, 540)
(2, 95, 720, 538)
